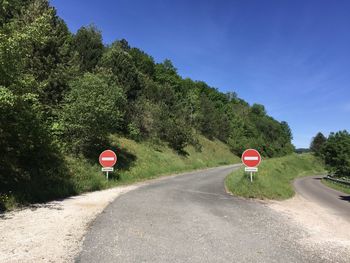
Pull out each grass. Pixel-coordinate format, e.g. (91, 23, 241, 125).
(1, 134, 239, 211)
(69, 134, 240, 194)
(322, 179, 350, 195)
(225, 153, 326, 200)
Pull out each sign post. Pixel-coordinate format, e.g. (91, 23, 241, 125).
(99, 150, 117, 180)
(241, 149, 261, 182)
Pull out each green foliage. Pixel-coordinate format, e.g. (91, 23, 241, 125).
(60, 72, 126, 156)
(129, 47, 155, 78)
(73, 25, 104, 72)
(310, 132, 327, 155)
(0, 86, 74, 205)
(0, 0, 31, 26)
(321, 130, 350, 177)
(99, 41, 142, 100)
(225, 154, 325, 200)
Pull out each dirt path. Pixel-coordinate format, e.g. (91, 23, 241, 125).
(0, 185, 138, 263)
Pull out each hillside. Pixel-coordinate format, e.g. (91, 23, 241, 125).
(1, 0, 293, 210)
(1, 134, 239, 210)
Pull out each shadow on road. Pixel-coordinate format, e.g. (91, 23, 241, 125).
(313, 177, 322, 181)
(339, 195, 350, 203)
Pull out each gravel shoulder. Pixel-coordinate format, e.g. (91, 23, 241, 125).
(269, 188, 350, 261)
(0, 165, 236, 263)
(0, 185, 138, 263)
(2, 170, 350, 263)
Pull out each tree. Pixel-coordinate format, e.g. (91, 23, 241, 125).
(0, 0, 75, 204)
(310, 132, 327, 155)
(0, 0, 31, 26)
(251, 103, 266, 116)
(129, 47, 155, 78)
(60, 72, 126, 156)
(99, 42, 142, 101)
(73, 25, 104, 72)
(321, 130, 350, 177)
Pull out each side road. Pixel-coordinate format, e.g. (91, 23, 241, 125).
(269, 176, 350, 260)
(294, 175, 350, 220)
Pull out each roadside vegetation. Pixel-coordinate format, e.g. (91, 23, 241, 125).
(0, 1, 294, 211)
(1, 134, 239, 210)
(67, 134, 240, 196)
(321, 179, 350, 195)
(310, 131, 350, 192)
(225, 154, 325, 200)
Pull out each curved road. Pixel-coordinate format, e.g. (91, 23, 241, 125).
(78, 165, 330, 262)
(294, 176, 350, 220)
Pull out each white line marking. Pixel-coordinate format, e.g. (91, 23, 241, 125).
(244, 156, 258, 161)
(102, 157, 115, 161)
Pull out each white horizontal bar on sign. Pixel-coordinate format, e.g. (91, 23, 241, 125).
(102, 167, 114, 172)
(245, 167, 258, 172)
(101, 157, 115, 161)
(244, 156, 259, 161)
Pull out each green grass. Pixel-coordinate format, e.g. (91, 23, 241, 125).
(322, 179, 350, 195)
(70, 134, 240, 193)
(225, 153, 326, 200)
(1, 134, 239, 211)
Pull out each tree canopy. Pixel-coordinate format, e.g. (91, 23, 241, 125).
(310, 132, 327, 155)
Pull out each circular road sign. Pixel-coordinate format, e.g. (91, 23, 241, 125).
(99, 150, 117, 167)
(241, 149, 261, 167)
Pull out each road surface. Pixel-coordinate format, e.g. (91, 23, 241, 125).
(78, 165, 331, 262)
(294, 176, 350, 220)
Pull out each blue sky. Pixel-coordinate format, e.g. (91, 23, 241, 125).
(51, 0, 350, 148)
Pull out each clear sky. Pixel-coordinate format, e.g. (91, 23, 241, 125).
(50, 0, 350, 148)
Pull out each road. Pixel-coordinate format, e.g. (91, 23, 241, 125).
(78, 165, 329, 262)
(294, 175, 350, 220)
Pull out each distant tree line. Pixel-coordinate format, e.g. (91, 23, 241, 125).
(310, 131, 350, 178)
(0, 0, 294, 207)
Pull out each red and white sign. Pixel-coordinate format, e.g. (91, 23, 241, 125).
(241, 149, 261, 167)
(99, 150, 117, 167)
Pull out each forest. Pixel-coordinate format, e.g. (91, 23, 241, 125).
(0, 0, 294, 208)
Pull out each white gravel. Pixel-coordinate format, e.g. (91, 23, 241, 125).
(0, 185, 138, 263)
(269, 193, 350, 261)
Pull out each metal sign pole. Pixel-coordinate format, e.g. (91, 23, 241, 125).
(102, 167, 113, 180)
(250, 172, 253, 182)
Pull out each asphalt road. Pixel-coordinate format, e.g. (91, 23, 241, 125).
(78, 165, 328, 263)
(294, 176, 350, 220)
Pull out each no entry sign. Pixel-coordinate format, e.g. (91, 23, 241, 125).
(99, 150, 117, 167)
(241, 149, 261, 167)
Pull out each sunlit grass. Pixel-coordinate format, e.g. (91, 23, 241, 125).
(322, 179, 350, 195)
(70, 134, 239, 193)
(225, 153, 326, 200)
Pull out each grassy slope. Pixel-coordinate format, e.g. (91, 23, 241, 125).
(225, 153, 325, 200)
(322, 179, 350, 195)
(69, 134, 240, 194)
